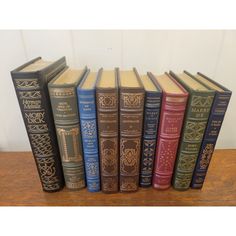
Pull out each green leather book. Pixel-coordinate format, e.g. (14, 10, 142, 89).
(169, 71, 215, 190)
(48, 67, 87, 190)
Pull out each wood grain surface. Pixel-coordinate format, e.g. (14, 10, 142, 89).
(0, 150, 235, 206)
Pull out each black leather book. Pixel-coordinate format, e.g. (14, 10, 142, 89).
(11, 57, 66, 192)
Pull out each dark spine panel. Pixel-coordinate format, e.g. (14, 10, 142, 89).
(139, 92, 161, 187)
(153, 93, 188, 189)
(11, 60, 66, 192)
(191, 92, 231, 188)
(49, 85, 86, 190)
(119, 88, 145, 192)
(96, 87, 119, 193)
(78, 89, 100, 192)
(172, 91, 215, 190)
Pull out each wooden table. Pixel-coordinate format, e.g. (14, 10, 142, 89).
(0, 149, 235, 206)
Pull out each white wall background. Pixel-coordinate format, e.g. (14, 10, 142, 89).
(0, 30, 235, 151)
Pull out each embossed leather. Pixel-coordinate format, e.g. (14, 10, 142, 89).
(139, 73, 162, 187)
(11, 57, 66, 192)
(150, 73, 188, 190)
(170, 71, 215, 191)
(96, 68, 119, 193)
(118, 68, 145, 192)
(48, 67, 87, 190)
(77, 70, 100, 192)
(190, 72, 232, 189)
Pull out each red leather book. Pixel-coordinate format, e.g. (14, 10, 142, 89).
(150, 72, 188, 189)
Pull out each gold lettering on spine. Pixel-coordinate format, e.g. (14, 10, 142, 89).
(15, 76, 60, 191)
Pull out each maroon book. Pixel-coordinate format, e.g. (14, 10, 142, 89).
(150, 72, 188, 189)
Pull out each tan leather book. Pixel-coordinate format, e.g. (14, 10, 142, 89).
(118, 68, 145, 192)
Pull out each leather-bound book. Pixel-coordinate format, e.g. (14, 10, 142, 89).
(139, 73, 162, 187)
(170, 71, 215, 190)
(77, 70, 100, 192)
(118, 68, 145, 192)
(48, 68, 88, 190)
(11, 57, 66, 192)
(96, 68, 119, 193)
(150, 73, 188, 189)
(189, 72, 231, 189)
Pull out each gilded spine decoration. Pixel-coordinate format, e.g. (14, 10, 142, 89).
(49, 86, 85, 190)
(120, 90, 144, 192)
(97, 91, 119, 193)
(140, 92, 161, 187)
(173, 93, 214, 190)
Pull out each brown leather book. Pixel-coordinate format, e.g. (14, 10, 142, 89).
(118, 68, 145, 192)
(96, 68, 119, 193)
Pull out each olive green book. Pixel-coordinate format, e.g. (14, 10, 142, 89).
(48, 67, 87, 190)
(169, 71, 215, 190)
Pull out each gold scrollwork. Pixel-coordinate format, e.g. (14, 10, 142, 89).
(15, 79, 40, 89)
(191, 95, 214, 107)
(19, 91, 41, 99)
(98, 93, 117, 109)
(122, 93, 143, 108)
(30, 133, 53, 157)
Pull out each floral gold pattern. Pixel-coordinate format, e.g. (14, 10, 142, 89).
(120, 138, 140, 175)
(122, 93, 143, 108)
(98, 93, 117, 109)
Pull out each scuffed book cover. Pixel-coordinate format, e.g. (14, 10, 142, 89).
(150, 73, 188, 189)
(118, 68, 145, 192)
(170, 71, 215, 190)
(11, 57, 66, 192)
(139, 73, 162, 187)
(190, 72, 232, 189)
(96, 68, 119, 193)
(48, 67, 88, 190)
(77, 70, 100, 192)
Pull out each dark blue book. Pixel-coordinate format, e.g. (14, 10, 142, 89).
(77, 70, 100, 192)
(188, 72, 232, 189)
(139, 73, 162, 187)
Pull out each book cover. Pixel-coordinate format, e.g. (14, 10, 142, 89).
(139, 73, 162, 187)
(170, 71, 215, 190)
(118, 68, 145, 192)
(11, 57, 66, 192)
(190, 72, 232, 189)
(77, 70, 100, 192)
(48, 67, 88, 190)
(96, 68, 119, 193)
(150, 72, 188, 189)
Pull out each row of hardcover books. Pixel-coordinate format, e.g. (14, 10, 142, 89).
(11, 57, 231, 193)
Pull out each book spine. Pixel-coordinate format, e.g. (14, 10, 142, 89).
(140, 92, 161, 187)
(191, 92, 231, 188)
(49, 85, 86, 190)
(78, 89, 100, 192)
(153, 93, 188, 189)
(11, 70, 65, 192)
(120, 89, 145, 192)
(172, 91, 215, 190)
(96, 88, 119, 193)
